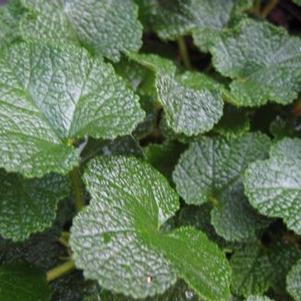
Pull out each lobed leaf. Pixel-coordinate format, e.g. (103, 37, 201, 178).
(0, 42, 144, 177)
(244, 138, 301, 235)
(211, 19, 301, 106)
(173, 133, 271, 242)
(287, 259, 301, 301)
(70, 156, 231, 301)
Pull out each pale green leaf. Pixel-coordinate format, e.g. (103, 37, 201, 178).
(70, 156, 231, 301)
(0, 170, 69, 241)
(21, 0, 143, 61)
(0, 42, 144, 177)
(0, 262, 51, 301)
(211, 19, 301, 106)
(287, 259, 301, 301)
(244, 138, 301, 235)
(173, 133, 271, 241)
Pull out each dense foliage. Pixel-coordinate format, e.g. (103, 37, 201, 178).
(0, 0, 300, 300)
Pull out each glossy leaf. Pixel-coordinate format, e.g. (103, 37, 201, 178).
(70, 156, 231, 300)
(0, 42, 144, 177)
(21, 0, 143, 61)
(211, 19, 301, 106)
(244, 138, 301, 235)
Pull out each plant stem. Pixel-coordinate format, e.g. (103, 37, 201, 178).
(177, 36, 192, 69)
(253, 0, 261, 15)
(69, 166, 85, 211)
(261, 0, 278, 17)
(46, 261, 76, 282)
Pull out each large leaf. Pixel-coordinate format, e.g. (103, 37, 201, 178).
(0, 170, 69, 241)
(70, 156, 231, 301)
(148, 0, 252, 51)
(173, 133, 271, 241)
(0, 42, 144, 177)
(0, 262, 51, 301)
(287, 259, 301, 301)
(21, 0, 143, 61)
(244, 138, 301, 235)
(230, 244, 273, 297)
(211, 19, 301, 106)
(129, 53, 224, 136)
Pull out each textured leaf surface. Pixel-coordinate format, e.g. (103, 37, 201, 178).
(0, 263, 51, 301)
(129, 53, 224, 136)
(0, 170, 69, 241)
(230, 244, 273, 297)
(244, 138, 301, 235)
(150, 0, 235, 40)
(287, 259, 301, 301)
(156, 72, 223, 136)
(70, 156, 231, 300)
(211, 19, 301, 106)
(0, 42, 144, 177)
(21, 0, 143, 61)
(246, 297, 274, 301)
(0, 0, 24, 47)
(173, 133, 271, 241)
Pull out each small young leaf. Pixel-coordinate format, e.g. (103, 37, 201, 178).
(173, 133, 271, 241)
(0, 170, 69, 241)
(211, 19, 301, 106)
(244, 138, 301, 235)
(287, 259, 301, 301)
(21, 0, 143, 61)
(129, 53, 224, 136)
(0, 42, 144, 177)
(0, 262, 51, 301)
(230, 244, 273, 297)
(70, 156, 231, 300)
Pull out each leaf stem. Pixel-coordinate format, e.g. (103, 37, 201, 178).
(177, 36, 192, 69)
(69, 166, 85, 211)
(261, 0, 278, 17)
(46, 260, 76, 282)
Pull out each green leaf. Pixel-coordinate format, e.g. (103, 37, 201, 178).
(129, 53, 224, 136)
(246, 297, 274, 301)
(230, 244, 273, 297)
(70, 156, 231, 301)
(0, 42, 144, 177)
(0, 170, 69, 241)
(21, 0, 143, 62)
(287, 259, 301, 301)
(244, 138, 301, 235)
(0, 0, 24, 47)
(268, 241, 301, 294)
(156, 72, 224, 136)
(0, 262, 51, 301)
(144, 141, 186, 181)
(293, 0, 301, 5)
(150, 0, 235, 40)
(211, 18, 301, 106)
(173, 133, 271, 241)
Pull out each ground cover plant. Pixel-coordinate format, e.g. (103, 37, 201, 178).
(0, 0, 300, 300)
